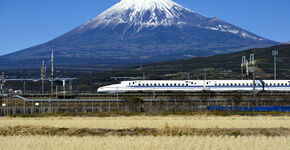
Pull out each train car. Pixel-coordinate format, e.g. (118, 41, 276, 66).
(97, 80, 290, 93)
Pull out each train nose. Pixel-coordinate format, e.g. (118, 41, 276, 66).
(97, 87, 104, 92)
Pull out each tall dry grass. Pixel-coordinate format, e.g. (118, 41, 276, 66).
(0, 116, 289, 129)
(0, 135, 289, 150)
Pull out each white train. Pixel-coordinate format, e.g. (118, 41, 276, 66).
(97, 80, 290, 93)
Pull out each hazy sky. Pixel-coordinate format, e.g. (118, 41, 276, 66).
(0, 0, 289, 56)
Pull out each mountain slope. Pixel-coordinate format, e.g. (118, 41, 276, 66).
(0, 0, 278, 69)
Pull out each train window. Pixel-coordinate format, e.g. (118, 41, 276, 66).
(270, 84, 272, 86)
(139, 84, 141, 86)
(174, 83, 176, 86)
(154, 83, 157, 86)
(162, 84, 165, 86)
(277, 83, 280, 86)
(223, 83, 225, 86)
(186, 84, 188, 86)
(129, 83, 131, 85)
(166, 83, 169, 86)
(146, 84, 149, 86)
(191, 82, 193, 84)
(158, 83, 160, 86)
(182, 83, 184, 86)
(142, 84, 145, 86)
(170, 84, 173, 86)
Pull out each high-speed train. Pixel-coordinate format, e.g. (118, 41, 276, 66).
(97, 80, 290, 93)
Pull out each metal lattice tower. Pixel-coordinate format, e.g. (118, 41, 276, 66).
(51, 50, 54, 98)
(249, 54, 256, 91)
(241, 56, 249, 80)
(272, 49, 278, 80)
(41, 60, 46, 94)
(241, 54, 256, 91)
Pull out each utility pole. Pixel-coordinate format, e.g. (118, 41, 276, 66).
(204, 68, 207, 80)
(1, 72, 4, 94)
(62, 80, 66, 100)
(41, 60, 46, 94)
(51, 50, 54, 98)
(203, 68, 207, 90)
(272, 49, 278, 80)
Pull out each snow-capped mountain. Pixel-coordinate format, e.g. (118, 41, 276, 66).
(0, 0, 278, 69)
(76, 0, 264, 41)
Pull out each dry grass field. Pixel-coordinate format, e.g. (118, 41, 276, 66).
(0, 116, 289, 149)
(0, 135, 289, 150)
(0, 116, 289, 129)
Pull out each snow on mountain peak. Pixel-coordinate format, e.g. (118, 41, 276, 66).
(116, 0, 181, 12)
(80, 0, 201, 30)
